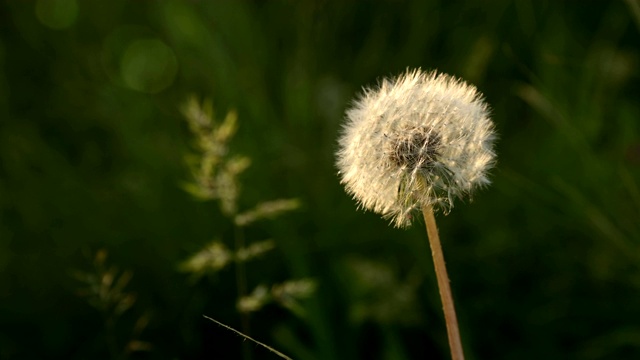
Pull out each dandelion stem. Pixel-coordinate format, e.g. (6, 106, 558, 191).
(422, 204, 465, 360)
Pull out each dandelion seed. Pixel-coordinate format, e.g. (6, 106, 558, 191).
(336, 68, 497, 360)
(336, 68, 496, 227)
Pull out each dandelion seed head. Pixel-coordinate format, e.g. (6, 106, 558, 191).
(336, 69, 496, 227)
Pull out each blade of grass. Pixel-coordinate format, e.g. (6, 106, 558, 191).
(203, 315, 293, 360)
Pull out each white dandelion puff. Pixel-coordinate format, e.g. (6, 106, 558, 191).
(336, 68, 496, 227)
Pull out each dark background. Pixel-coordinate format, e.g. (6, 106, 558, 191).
(1, 1, 640, 359)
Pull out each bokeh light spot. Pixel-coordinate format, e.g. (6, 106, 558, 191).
(120, 39, 178, 94)
(35, 0, 78, 30)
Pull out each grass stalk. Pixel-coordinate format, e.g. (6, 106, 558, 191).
(203, 315, 292, 360)
(234, 224, 252, 360)
(422, 204, 465, 360)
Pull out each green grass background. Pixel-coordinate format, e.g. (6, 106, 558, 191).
(1, 1, 639, 359)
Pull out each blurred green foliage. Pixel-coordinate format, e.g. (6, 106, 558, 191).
(178, 95, 311, 327)
(0, 1, 639, 359)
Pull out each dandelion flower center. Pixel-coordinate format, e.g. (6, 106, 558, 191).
(389, 128, 441, 172)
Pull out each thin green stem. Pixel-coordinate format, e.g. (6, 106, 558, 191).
(203, 315, 293, 360)
(422, 204, 465, 360)
(234, 224, 252, 360)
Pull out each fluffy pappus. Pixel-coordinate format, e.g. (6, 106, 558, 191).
(336, 68, 496, 227)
